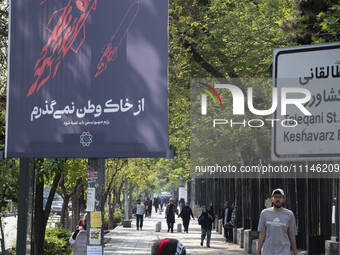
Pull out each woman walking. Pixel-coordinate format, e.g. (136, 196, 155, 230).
(165, 198, 179, 232)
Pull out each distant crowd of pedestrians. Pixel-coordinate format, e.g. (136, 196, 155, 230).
(69, 188, 298, 255)
(135, 188, 297, 255)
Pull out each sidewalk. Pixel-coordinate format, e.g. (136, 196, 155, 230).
(104, 210, 249, 255)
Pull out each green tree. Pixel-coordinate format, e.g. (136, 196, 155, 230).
(105, 158, 125, 229)
(286, 0, 339, 44)
(33, 158, 65, 255)
(316, 3, 340, 42)
(166, 0, 298, 176)
(57, 158, 87, 229)
(0, 0, 8, 97)
(0, 158, 19, 254)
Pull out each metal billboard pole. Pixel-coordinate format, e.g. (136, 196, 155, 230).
(87, 158, 105, 255)
(16, 158, 34, 255)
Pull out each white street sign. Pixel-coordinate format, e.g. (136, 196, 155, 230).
(272, 42, 340, 161)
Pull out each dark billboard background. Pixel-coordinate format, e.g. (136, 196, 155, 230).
(6, 0, 169, 158)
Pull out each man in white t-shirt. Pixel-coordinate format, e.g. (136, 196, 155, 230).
(136, 199, 145, 230)
(257, 188, 298, 255)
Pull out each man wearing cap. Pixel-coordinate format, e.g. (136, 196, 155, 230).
(256, 188, 298, 255)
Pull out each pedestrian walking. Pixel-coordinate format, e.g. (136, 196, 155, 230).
(230, 203, 237, 242)
(145, 197, 151, 217)
(179, 202, 195, 233)
(69, 213, 87, 255)
(199, 205, 215, 248)
(221, 201, 233, 243)
(135, 199, 145, 230)
(179, 198, 185, 212)
(256, 188, 298, 255)
(160, 197, 164, 211)
(148, 198, 153, 217)
(165, 198, 179, 233)
(154, 197, 159, 213)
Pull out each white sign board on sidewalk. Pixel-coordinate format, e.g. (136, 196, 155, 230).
(87, 245, 102, 255)
(272, 42, 340, 161)
(86, 188, 96, 212)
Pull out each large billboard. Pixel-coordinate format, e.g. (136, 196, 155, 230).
(6, 0, 169, 158)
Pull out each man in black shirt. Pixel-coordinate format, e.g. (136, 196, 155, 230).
(179, 202, 195, 233)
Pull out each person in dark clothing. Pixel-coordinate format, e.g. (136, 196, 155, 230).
(145, 198, 150, 217)
(145, 197, 152, 217)
(148, 199, 153, 217)
(221, 201, 234, 242)
(154, 197, 159, 213)
(199, 205, 215, 248)
(179, 198, 185, 212)
(160, 197, 164, 211)
(179, 202, 195, 233)
(165, 198, 179, 233)
(174, 198, 178, 208)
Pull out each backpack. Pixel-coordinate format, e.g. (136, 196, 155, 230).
(198, 214, 204, 225)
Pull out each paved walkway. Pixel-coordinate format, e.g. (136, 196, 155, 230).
(104, 210, 248, 255)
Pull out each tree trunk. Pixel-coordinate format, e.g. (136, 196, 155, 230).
(33, 180, 46, 255)
(108, 192, 115, 229)
(33, 172, 61, 255)
(80, 184, 86, 213)
(75, 188, 81, 228)
(60, 196, 69, 228)
(59, 175, 83, 229)
(72, 197, 76, 232)
(73, 181, 85, 230)
(117, 175, 125, 210)
(0, 216, 6, 254)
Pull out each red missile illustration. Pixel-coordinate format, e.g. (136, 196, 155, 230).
(95, 1, 140, 78)
(27, 0, 97, 97)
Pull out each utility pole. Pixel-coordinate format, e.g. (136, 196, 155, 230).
(86, 159, 105, 255)
(16, 158, 34, 255)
